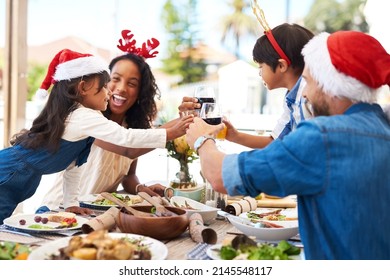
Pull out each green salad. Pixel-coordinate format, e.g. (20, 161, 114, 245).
(92, 193, 132, 206)
(219, 236, 300, 260)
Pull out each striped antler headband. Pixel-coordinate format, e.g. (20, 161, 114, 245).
(251, 0, 291, 65)
(117, 29, 160, 59)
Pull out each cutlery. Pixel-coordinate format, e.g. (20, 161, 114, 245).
(138, 192, 177, 217)
(217, 210, 263, 228)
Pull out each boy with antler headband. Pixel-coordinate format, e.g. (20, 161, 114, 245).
(180, 0, 314, 148)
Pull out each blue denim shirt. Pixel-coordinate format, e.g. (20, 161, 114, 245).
(223, 103, 390, 259)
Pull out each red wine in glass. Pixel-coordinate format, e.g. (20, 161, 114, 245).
(203, 117, 221, 125)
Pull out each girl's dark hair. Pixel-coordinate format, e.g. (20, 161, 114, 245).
(252, 23, 314, 74)
(103, 53, 160, 129)
(11, 72, 110, 151)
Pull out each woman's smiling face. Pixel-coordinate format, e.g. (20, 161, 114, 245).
(108, 59, 141, 117)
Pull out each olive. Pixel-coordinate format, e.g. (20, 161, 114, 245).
(41, 217, 49, 224)
(34, 216, 42, 223)
(19, 219, 26, 225)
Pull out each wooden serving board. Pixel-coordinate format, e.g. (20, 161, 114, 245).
(256, 196, 296, 208)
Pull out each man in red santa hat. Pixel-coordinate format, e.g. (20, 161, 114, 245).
(186, 30, 390, 259)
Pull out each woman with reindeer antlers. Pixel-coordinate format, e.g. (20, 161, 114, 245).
(39, 30, 185, 214)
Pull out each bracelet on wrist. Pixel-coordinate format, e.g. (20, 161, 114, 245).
(135, 183, 145, 194)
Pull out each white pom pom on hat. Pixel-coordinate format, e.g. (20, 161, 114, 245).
(302, 31, 390, 103)
(35, 48, 109, 98)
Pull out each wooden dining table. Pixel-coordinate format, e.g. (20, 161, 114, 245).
(0, 208, 302, 260)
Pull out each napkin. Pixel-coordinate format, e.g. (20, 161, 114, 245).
(225, 196, 257, 216)
(187, 243, 212, 260)
(81, 207, 119, 234)
(188, 213, 217, 244)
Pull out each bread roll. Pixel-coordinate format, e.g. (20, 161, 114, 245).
(47, 212, 76, 223)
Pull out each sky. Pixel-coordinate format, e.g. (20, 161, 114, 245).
(0, 0, 315, 66)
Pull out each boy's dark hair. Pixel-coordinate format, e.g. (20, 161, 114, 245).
(104, 53, 160, 129)
(12, 72, 110, 151)
(253, 23, 314, 74)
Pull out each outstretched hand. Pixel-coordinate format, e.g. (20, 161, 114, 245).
(166, 114, 194, 141)
(178, 96, 200, 115)
(65, 206, 95, 216)
(222, 117, 238, 142)
(137, 183, 172, 200)
(186, 117, 224, 149)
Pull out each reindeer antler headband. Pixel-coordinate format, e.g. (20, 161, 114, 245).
(251, 0, 291, 65)
(117, 29, 160, 59)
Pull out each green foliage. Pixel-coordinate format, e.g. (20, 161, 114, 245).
(160, 0, 207, 85)
(219, 0, 259, 59)
(304, 0, 368, 34)
(27, 63, 47, 101)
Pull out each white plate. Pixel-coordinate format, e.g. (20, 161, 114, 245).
(170, 196, 218, 223)
(228, 213, 299, 242)
(79, 193, 139, 210)
(239, 208, 298, 222)
(207, 243, 302, 260)
(28, 233, 168, 260)
(206, 244, 222, 260)
(3, 214, 88, 233)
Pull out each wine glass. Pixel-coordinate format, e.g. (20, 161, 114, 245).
(199, 102, 222, 125)
(199, 102, 226, 140)
(193, 86, 216, 115)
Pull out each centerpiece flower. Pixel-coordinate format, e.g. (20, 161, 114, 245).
(166, 135, 198, 189)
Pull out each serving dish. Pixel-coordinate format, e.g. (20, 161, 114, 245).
(222, 209, 299, 241)
(170, 196, 218, 223)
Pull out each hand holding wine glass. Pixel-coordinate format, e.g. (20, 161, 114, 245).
(193, 86, 216, 115)
(199, 102, 227, 140)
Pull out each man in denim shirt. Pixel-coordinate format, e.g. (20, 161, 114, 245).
(186, 31, 390, 259)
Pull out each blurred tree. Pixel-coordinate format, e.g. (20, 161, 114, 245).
(27, 63, 46, 101)
(160, 0, 207, 85)
(304, 0, 368, 33)
(219, 0, 259, 59)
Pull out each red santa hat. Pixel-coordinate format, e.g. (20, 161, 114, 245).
(35, 49, 109, 99)
(302, 31, 390, 103)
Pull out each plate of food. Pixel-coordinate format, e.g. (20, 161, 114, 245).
(224, 209, 299, 241)
(239, 208, 298, 222)
(170, 196, 218, 223)
(0, 241, 31, 260)
(206, 234, 301, 260)
(79, 193, 143, 210)
(3, 212, 88, 233)
(28, 230, 168, 260)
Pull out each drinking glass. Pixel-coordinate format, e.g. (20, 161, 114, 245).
(193, 86, 216, 115)
(199, 102, 226, 140)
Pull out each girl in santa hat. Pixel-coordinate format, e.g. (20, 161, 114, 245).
(0, 48, 193, 224)
(39, 31, 180, 214)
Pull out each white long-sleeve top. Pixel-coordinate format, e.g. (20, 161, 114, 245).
(59, 105, 166, 209)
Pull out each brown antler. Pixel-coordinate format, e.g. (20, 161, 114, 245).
(117, 30, 160, 59)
